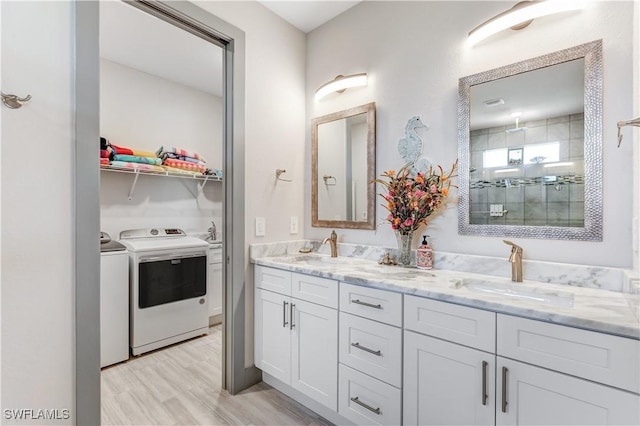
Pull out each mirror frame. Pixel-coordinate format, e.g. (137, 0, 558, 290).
(457, 40, 602, 241)
(312, 102, 376, 229)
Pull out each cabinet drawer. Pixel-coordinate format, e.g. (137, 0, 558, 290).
(208, 248, 222, 264)
(339, 312, 402, 387)
(255, 265, 291, 296)
(339, 364, 401, 426)
(405, 295, 496, 353)
(291, 272, 338, 309)
(497, 314, 640, 394)
(340, 282, 402, 327)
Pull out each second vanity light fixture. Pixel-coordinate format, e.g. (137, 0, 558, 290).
(315, 73, 367, 101)
(468, 0, 586, 46)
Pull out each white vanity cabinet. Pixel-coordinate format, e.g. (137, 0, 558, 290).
(338, 283, 403, 426)
(207, 246, 222, 323)
(403, 295, 497, 426)
(496, 315, 640, 426)
(254, 266, 338, 411)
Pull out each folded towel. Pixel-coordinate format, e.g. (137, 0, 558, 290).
(109, 161, 165, 173)
(100, 158, 110, 166)
(113, 154, 162, 166)
(131, 149, 157, 158)
(156, 146, 207, 163)
(162, 157, 206, 174)
(160, 152, 206, 166)
(111, 144, 134, 156)
(162, 165, 200, 176)
(205, 168, 223, 178)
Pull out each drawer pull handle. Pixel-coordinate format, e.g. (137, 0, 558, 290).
(290, 303, 295, 330)
(482, 361, 488, 406)
(501, 366, 508, 413)
(350, 396, 381, 415)
(282, 301, 289, 328)
(351, 342, 381, 356)
(351, 299, 382, 309)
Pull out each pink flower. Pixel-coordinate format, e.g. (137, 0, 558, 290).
(430, 184, 438, 194)
(403, 218, 414, 227)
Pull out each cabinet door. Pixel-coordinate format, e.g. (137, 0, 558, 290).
(208, 261, 222, 317)
(291, 298, 338, 411)
(496, 357, 640, 426)
(254, 288, 291, 384)
(404, 330, 495, 426)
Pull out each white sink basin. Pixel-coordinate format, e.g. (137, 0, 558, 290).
(452, 277, 575, 307)
(279, 254, 352, 266)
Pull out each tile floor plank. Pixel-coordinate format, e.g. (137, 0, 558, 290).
(101, 325, 332, 426)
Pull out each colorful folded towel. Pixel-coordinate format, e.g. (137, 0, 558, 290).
(113, 154, 162, 166)
(100, 158, 110, 166)
(162, 158, 206, 174)
(131, 149, 157, 158)
(156, 146, 207, 163)
(111, 144, 134, 156)
(109, 161, 166, 173)
(162, 165, 200, 176)
(160, 152, 206, 166)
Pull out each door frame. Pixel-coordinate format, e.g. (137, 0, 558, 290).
(74, 1, 255, 424)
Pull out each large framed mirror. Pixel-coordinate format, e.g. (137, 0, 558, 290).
(312, 102, 376, 229)
(458, 40, 602, 241)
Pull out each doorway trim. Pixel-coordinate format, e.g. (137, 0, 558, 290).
(75, 1, 254, 423)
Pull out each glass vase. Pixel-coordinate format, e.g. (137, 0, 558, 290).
(395, 230, 414, 267)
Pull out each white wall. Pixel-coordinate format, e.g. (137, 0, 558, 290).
(306, 1, 636, 269)
(100, 59, 223, 237)
(634, 0, 639, 273)
(1, 1, 74, 423)
(194, 1, 306, 367)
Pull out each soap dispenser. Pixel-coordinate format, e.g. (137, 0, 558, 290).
(416, 235, 433, 270)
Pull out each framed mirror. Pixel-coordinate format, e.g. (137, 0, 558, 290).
(312, 102, 376, 229)
(458, 40, 602, 241)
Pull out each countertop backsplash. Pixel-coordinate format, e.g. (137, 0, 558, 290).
(250, 240, 631, 293)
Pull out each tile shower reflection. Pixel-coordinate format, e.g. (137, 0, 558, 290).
(469, 113, 584, 227)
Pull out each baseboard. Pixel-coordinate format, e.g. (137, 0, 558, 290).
(209, 313, 222, 326)
(263, 373, 354, 426)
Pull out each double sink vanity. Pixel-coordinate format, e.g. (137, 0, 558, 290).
(251, 246, 639, 426)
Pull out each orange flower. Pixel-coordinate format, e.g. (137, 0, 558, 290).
(442, 187, 449, 196)
(387, 170, 396, 177)
(393, 217, 401, 225)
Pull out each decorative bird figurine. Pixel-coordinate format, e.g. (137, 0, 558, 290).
(397, 116, 432, 175)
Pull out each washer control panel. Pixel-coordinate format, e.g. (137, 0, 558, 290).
(120, 228, 187, 239)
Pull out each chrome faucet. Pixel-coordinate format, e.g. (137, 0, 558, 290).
(322, 230, 338, 258)
(503, 240, 523, 282)
(207, 220, 217, 241)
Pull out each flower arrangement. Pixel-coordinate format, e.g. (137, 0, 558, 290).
(375, 160, 458, 235)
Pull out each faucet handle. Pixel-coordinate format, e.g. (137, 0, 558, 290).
(503, 240, 522, 252)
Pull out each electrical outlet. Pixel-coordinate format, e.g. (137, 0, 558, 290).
(255, 217, 266, 237)
(290, 216, 299, 234)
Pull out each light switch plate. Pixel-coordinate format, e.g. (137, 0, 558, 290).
(255, 217, 266, 237)
(290, 216, 298, 234)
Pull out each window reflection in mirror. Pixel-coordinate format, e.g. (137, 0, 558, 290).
(312, 102, 376, 230)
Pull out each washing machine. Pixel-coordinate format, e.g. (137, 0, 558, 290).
(100, 232, 129, 367)
(119, 228, 209, 356)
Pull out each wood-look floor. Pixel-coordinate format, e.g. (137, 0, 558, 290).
(101, 325, 332, 426)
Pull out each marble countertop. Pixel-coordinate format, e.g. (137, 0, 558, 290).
(254, 253, 640, 340)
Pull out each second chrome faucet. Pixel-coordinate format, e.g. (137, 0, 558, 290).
(503, 240, 523, 282)
(323, 230, 338, 258)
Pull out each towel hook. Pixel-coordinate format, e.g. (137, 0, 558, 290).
(617, 116, 640, 147)
(1, 91, 32, 109)
(276, 169, 293, 182)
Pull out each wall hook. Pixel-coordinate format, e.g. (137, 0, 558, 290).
(276, 169, 293, 182)
(1, 91, 32, 109)
(617, 116, 640, 147)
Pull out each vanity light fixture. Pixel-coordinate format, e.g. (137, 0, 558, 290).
(468, 0, 586, 47)
(315, 73, 367, 101)
(543, 161, 574, 168)
(495, 168, 520, 174)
